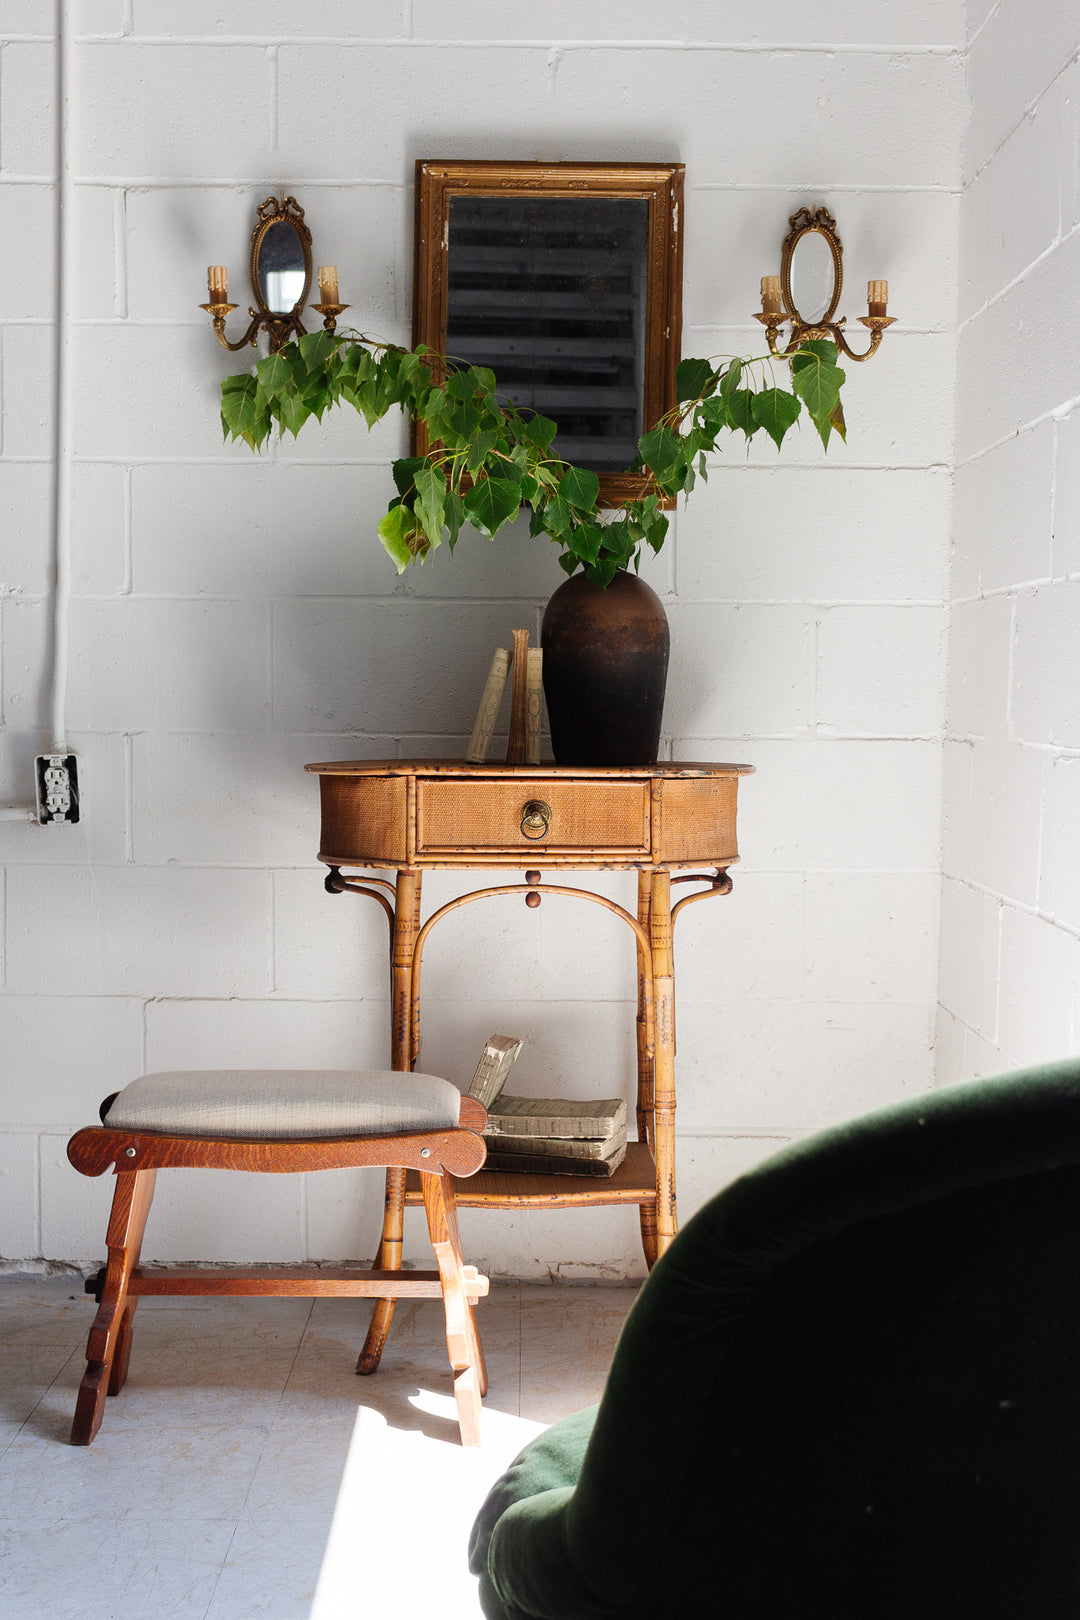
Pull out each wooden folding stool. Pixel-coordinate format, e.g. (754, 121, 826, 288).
(67, 1068, 489, 1446)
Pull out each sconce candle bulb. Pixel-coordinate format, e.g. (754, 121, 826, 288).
(318, 266, 339, 305)
(867, 279, 889, 316)
(760, 275, 782, 316)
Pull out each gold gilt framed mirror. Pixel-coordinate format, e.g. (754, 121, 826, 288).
(412, 160, 685, 507)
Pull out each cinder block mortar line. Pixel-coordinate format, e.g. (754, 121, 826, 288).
(692, 181, 960, 194)
(72, 36, 962, 56)
(949, 580, 1055, 605)
(123, 735, 134, 868)
(264, 870, 274, 997)
(956, 219, 1080, 336)
(69, 176, 404, 190)
(945, 871, 1080, 942)
(964, 43, 1080, 189)
(942, 733, 1079, 762)
(1005, 596, 1018, 744)
(954, 396, 1080, 469)
(121, 468, 133, 593)
(679, 597, 946, 608)
(61, 455, 414, 467)
(1033, 748, 1050, 909)
(27, 586, 952, 605)
(808, 615, 820, 735)
(269, 43, 279, 150)
(264, 597, 274, 733)
(113, 189, 127, 319)
(966, 1, 1004, 50)
(65, 437, 945, 472)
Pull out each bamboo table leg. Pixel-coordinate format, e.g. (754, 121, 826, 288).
(636, 869, 659, 1268)
(649, 868, 678, 1259)
(357, 868, 421, 1376)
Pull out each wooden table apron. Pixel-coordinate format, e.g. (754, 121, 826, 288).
(305, 759, 751, 1373)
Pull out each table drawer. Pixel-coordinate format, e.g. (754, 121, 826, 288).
(416, 778, 650, 855)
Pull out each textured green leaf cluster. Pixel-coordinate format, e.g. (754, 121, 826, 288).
(220, 332, 846, 584)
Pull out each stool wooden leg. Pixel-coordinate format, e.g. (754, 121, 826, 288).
(421, 1168, 486, 1445)
(108, 1297, 138, 1395)
(71, 1168, 156, 1445)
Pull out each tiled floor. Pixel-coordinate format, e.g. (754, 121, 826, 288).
(0, 1274, 637, 1619)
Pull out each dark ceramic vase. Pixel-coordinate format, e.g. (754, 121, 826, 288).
(540, 570, 670, 765)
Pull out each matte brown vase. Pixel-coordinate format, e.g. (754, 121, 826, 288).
(541, 570, 670, 765)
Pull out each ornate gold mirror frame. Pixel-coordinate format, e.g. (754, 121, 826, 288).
(781, 206, 844, 331)
(412, 160, 685, 507)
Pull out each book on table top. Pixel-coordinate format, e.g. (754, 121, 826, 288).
(484, 1095, 627, 1140)
(465, 648, 510, 764)
(505, 628, 532, 764)
(483, 1140, 628, 1178)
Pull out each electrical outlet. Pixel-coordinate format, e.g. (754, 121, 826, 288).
(35, 753, 80, 825)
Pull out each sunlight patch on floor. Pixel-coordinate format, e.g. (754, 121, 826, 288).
(311, 1395, 547, 1619)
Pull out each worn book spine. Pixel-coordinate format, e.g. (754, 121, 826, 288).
(486, 1095, 628, 1140)
(467, 1035, 525, 1109)
(466, 648, 511, 764)
(484, 1129, 626, 1162)
(525, 647, 543, 765)
(505, 627, 531, 764)
(484, 1142, 628, 1178)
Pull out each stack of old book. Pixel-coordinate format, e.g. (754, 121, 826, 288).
(468, 1035, 628, 1178)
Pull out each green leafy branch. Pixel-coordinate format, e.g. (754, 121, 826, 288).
(220, 329, 846, 587)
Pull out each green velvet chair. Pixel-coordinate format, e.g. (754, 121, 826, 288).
(470, 1059, 1080, 1618)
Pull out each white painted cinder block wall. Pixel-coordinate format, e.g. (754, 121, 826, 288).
(1, 2, 965, 1275)
(937, 0, 1080, 1084)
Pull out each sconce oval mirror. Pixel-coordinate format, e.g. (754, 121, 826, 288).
(251, 198, 312, 317)
(781, 209, 843, 329)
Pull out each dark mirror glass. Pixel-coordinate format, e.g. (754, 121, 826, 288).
(446, 196, 650, 474)
(789, 230, 836, 325)
(257, 220, 307, 314)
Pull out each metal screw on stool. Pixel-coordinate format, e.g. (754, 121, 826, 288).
(125, 1147, 136, 1157)
(420, 1147, 431, 1157)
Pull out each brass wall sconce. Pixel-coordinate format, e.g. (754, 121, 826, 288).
(754, 206, 894, 363)
(200, 195, 348, 353)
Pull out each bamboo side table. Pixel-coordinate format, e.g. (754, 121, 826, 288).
(305, 758, 751, 1373)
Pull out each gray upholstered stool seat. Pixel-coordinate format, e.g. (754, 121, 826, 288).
(102, 1069, 463, 1140)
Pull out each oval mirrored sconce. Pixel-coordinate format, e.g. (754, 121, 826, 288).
(754, 205, 894, 362)
(200, 195, 348, 353)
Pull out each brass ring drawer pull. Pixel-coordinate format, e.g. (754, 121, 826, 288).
(520, 799, 552, 840)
